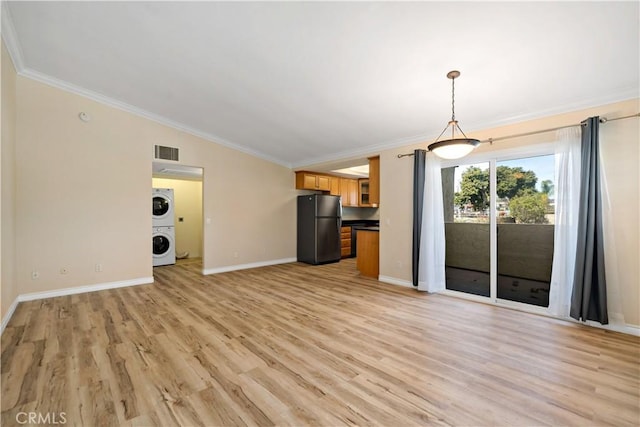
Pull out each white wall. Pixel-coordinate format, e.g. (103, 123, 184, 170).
(599, 112, 640, 327)
(1, 40, 17, 321)
(15, 76, 152, 293)
(9, 73, 296, 300)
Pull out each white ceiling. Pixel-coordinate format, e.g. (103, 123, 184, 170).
(3, 1, 638, 168)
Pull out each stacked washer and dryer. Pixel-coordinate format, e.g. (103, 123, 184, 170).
(152, 188, 176, 266)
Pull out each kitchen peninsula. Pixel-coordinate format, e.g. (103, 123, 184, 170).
(341, 219, 378, 258)
(355, 226, 379, 278)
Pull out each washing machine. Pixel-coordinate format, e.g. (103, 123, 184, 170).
(152, 188, 174, 227)
(153, 226, 176, 266)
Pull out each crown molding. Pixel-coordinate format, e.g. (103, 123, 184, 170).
(291, 130, 437, 169)
(2, 0, 636, 171)
(1, 0, 25, 71)
(10, 63, 639, 173)
(0, 3, 292, 167)
(462, 87, 640, 135)
(292, 88, 638, 169)
(19, 68, 292, 168)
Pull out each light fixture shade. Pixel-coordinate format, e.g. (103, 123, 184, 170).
(427, 138, 480, 160)
(428, 70, 480, 160)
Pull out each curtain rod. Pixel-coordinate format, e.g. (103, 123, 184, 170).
(396, 112, 640, 158)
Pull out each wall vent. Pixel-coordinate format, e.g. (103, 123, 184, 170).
(154, 145, 179, 161)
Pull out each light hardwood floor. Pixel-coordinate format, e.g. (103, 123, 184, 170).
(2, 259, 639, 426)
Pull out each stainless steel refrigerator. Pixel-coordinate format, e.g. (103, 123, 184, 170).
(297, 194, 342, 265)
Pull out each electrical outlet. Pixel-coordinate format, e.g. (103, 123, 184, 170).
(233, 251, 239, 258)
(60, 267, 69, 275)
(95, 263, 102, 272)
(31, 271, 39, 280)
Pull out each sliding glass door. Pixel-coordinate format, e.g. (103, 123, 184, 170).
(442, 162, 491, 297)
(496, 155, 555, 307)
(441, 151, 556, 309)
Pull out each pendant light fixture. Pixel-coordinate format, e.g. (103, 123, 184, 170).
(427, 70, 480, 159)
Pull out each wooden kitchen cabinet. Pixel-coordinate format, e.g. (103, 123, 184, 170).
(295, 163, 376, 208)
(368, 156, 380, 207)
(359, 179, 370, 206)
(340, 226, 352, 258)
(357, 156, 380, 207)
(356, 229, 379, 278)
(330, 177, 340, 196)
(340, 178, 359, 207)
(295, 171, 331, 191)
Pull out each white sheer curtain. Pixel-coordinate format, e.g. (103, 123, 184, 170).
(548, 128, 581, 317)
(417, 152, 446, 292)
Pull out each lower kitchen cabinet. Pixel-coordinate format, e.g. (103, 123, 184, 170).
(340, 226, 352, 258)
(356, 229, 379, 278)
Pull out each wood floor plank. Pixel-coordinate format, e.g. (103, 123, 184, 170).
(2, 258, 639, 426)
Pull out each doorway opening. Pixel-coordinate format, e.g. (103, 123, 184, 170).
(152, 162, 204, 272)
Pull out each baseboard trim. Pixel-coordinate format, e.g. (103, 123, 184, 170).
(440, 288, 640, 337)
(203, 258, 297, 275)
(1, 298, 20, 335)
(579, 319, 640, 337)
(17, 277, 154, 302)
(1, 276, 153, 335)
(4, 271, 638, 337)
(378, 275, 414, 288)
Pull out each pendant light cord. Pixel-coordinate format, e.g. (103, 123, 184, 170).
(433, 72, 472, 142)
(451, 76, 456, 122)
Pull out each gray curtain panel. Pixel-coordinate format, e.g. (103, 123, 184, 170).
(412, 149, 427, 287)
(570, 117, 608, 324)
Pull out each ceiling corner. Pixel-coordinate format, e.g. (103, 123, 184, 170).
(1, 1, 25, 72)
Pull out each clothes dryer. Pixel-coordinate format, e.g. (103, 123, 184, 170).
(153, 226, 176, 266)
(152, 188, 174, 226)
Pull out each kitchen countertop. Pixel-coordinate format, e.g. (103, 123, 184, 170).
(353, 226, 379, 231)
(342, 220, 379, 227)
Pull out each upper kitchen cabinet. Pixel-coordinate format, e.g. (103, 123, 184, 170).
(358, 156, 380, 207)
(368, 156, 380, 207)
(359, 179, 371, 206)
(330, 177, 341, 196)
(340, 178, 359, 207)
(295, 156, 378, 207)
(295, 171, 331, 191)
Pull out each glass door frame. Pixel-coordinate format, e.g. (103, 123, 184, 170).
(439, 142, 556, 316)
